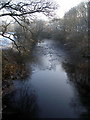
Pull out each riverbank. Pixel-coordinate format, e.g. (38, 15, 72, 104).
(3, 40, 89, 118)
(2, 48, 30, 97)
(2, 38, 89, 96)
(2, 39, 89, 119)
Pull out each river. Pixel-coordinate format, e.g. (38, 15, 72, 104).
(3, 39, 88, 119)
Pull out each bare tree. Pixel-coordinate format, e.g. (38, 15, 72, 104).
(0, 0, 57, 51)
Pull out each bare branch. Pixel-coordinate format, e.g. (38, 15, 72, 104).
(0, 0, 57, 52)
(0, 0, 57, 17)
(0, 33, 27, 53)
(12, 16, 33, 35)
(0, 0, 12, 10)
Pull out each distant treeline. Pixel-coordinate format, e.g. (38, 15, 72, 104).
(45, 1, 88, 57)
(1, 1, 88, 58)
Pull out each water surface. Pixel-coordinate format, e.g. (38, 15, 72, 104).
(3, 39, 87, 119)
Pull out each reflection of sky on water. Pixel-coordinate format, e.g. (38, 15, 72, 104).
(3, 39, 87, 118)
(28, 40, 87, 118)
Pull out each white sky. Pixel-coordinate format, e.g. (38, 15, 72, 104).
(0, 0, 88, 22)
(37, 0, 88, 20)
(54, 0, 88, 18)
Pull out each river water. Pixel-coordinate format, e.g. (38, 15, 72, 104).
(3, 39, 88, 119)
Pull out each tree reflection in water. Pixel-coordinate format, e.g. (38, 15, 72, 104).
(62, 58, 90, 119)
(2, 82, 38, 119)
